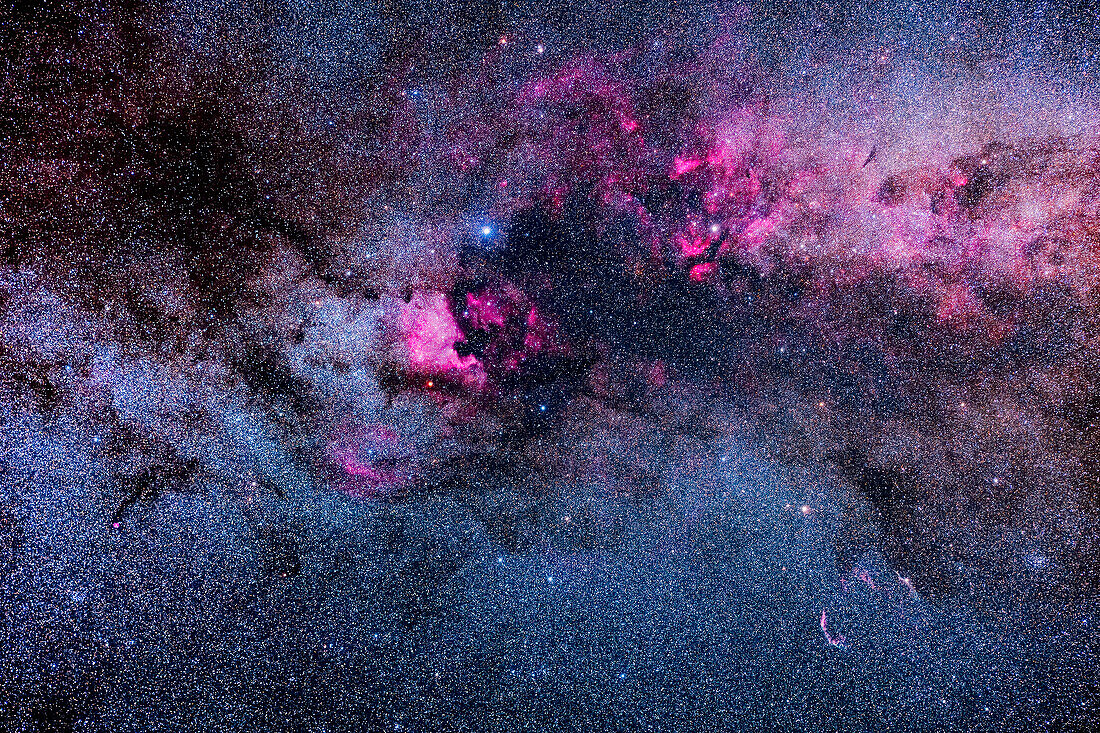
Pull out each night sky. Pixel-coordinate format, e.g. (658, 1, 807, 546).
(2, 0, 1100, 730)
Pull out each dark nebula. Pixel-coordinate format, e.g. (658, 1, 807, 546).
(1, 0, 1099, 730)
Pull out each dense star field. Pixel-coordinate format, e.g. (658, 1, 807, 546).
(2, 0, 1100, 730)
